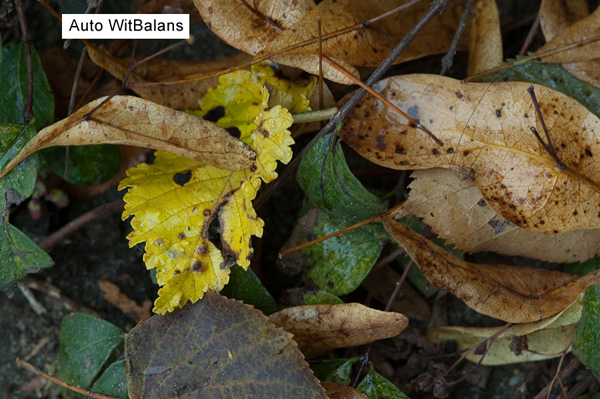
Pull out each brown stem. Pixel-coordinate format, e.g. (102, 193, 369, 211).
(255, 0, 451, 209)
(518, 13, 540, 56)
(16, 358, 117, 399)
(527, 85, 566, 170)
(38, 200, 125, 251)
(532, 356, 581, 399)
(440, 0, 474, 75)
(15, 0, 34, 124)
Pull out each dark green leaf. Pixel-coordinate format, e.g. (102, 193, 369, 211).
(564, 257, 600, 277)
(126, 291, 327, 399)
(221, 264, 278, 315)
(311, 358, 358, 385)
(306, 211, 386, 296)
(297, 132, 387, 223)
(0, 41, 54, 130)
(43, 145, 121, 186)
(0, 123, 38, 206)
(477, 61, 600, 119)
(304, 291, 343, 305)
(58, 313, 124, 394)
(574, 285, 600, 377)
(91, 359, 128, 399)
(0, 218, 53, 292)
(357, 365, 410, 399)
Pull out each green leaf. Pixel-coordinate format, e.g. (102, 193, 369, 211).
(0, 218, 53, 292)
(221, 264, 278, 315)
(0, 41, 54, 130)
(125, 291, 327, 399)
(574, 285, 600, 377)
(311, 358, 358, 385)
(476, 61, 600, 119)
(305, 211, 386, 296)
(357, 365, 410, 399)
(58, 313, 124, 395)
(297, 133, 387, 222)
(304, 291, 344, 305)
(564, 257, 600, 277)
(0, 123, 38, 202)
(91, 359, 128, 399)
(297, 133, 389, 296)
(44, 145, 121, 186)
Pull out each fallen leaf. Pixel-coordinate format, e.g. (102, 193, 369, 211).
(467, 0, 502, 76)
(86, 43, 252, 110)
(268, 303, 408, 358)
(356, 365, 409, 399)
(339, 74, 600, 234)
(259, 0, 469, 69)
(536, 5, 600, 64)
(126, 290, 327, 399)
(195, 0, 316, 56)
(0, 95, 256, 179)
(428, 294, 583, 365)
(382, 216, 600, 323)
(120, 67, 296, 313)
(539, 0, 589, 41)
(98, 281, 152, 322)
(398, 168, 600, 263)
(322, 382, 369, 399)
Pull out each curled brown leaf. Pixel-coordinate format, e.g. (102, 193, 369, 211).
(382, 216, 600, 323)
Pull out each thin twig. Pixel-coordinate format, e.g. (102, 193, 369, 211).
(24, 277, 100, 316)
(440, 0, 474, 75)
(532, 357, 581, 399)
(527, 85, 566, 170)
(255, 0, 451, 210)
(38, 200, 125, 251)
(15, 0, 34, 124)
(16, 358, 117, 399)
(518, 12, 540, 56)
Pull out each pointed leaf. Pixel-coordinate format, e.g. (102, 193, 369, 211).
(383, 216, 600, 323)
(0, 95, 256, 179)
(356, 365, 410, 399)
(90, 359, 128, 399)
(221, 264, 278, 315)
(269, 303, 407, 358)
(125, 290, 327, 399)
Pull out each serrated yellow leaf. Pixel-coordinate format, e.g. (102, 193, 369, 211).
(120, 68, 295, 314)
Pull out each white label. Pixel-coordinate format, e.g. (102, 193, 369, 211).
(62, 14, 189, 39)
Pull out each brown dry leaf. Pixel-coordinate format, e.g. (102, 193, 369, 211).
(136, 0, 201, 22)
(428, 294, 583, 365)
(382, 216, 600, 323)
(398, 168, 600, 263)
(258, 0, 467, 83)
(268, 303, 408, 358)
(195, 0, 316, 56)
(361, 264, 432, 322)
(86, 43, 251, 110)
(339, 74, 600, 234)
(539, 0, 589, 42)
(98, 281, 152, 322)
(467, 0, 502, 76)
(0, 95, 255, 178)
(536, 5, 600, 64)
(321, 382, 370, 399)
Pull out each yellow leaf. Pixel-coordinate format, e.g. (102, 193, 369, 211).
(120, 68, 295, 314)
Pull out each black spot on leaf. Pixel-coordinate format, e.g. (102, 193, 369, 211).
(225, 126, 241, 139)
(203, 106, 225, 122)
(173, 170, 192, 186)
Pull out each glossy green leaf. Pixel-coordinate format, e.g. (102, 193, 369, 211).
(0, 218, 53, 292)
(305, 211, 385, 296)
(0, 41, 54, 130)
(311, 358, 358, 385)
(574, 285, 600, 377)
(44, 144, 121, 186)
(304, 291, 343, 305)
(221, 264, 278, 315)
(91, 359, 128, 399)
(297, 133, 388, 296)
(297, 132, 387, 223)
(58, 313, 124, 395)
(357, 365, 410, 399)
(477, 61, 600, 119)
(0, 123, 38, 200)
(125, 290, 327, 399)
